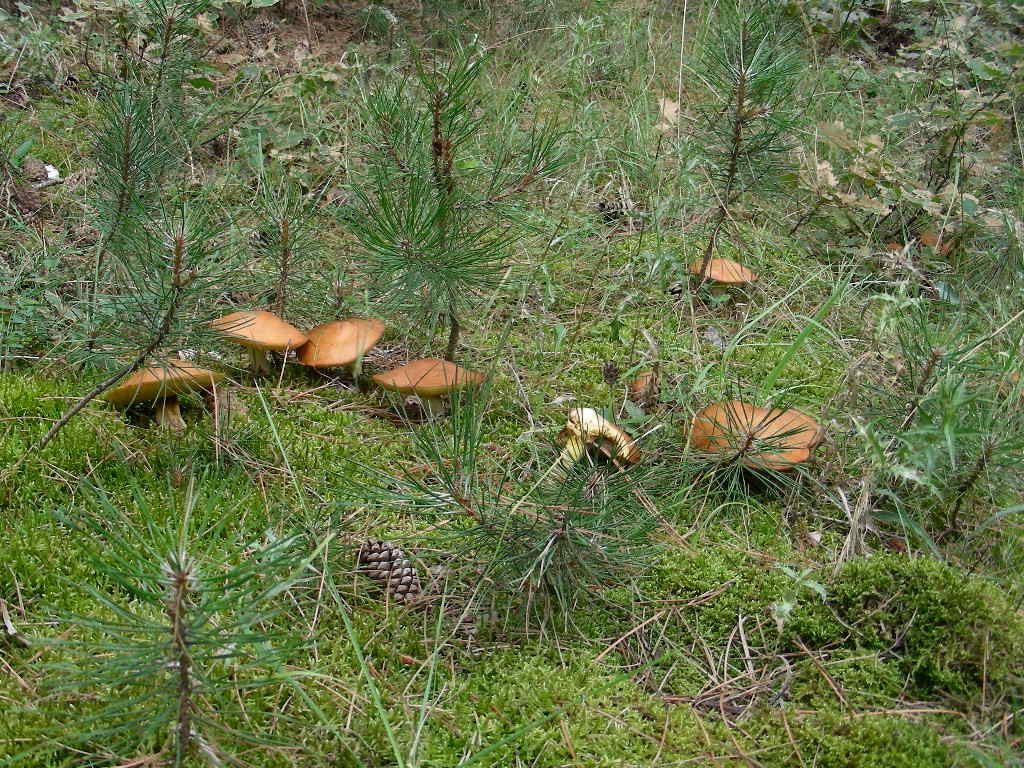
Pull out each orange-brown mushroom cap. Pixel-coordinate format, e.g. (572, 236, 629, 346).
(690, 400, 821, 471)
(297, 318, 385, 368)
(372, 358, 483, 398)
(209, 310, 307, 352)
(689, 258, 758, 285)
(104, 361, 224, 409)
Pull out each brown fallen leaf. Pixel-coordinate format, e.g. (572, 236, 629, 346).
(655, 96, 680, 132)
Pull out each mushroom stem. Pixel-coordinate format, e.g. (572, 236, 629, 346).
(555, 434, 587, 475)
(349, 352, 365, 382)
(421, 395, 447, 419)
(248, 347, 273, 376)
(154, 396, 186, 431)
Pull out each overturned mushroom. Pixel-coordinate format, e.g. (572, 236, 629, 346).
(372, 358, 484, 418)
(690, 258, 758, 295)
(297, 317, 385, 379)
(104, 361, 224, 431)
(556, 407, 640, 473)
(209, 310, 307, 376)
(689, 400, 823, 471)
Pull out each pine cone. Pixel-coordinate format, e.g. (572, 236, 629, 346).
(602, 360, 620, 386)
(357, 539, 423, 605)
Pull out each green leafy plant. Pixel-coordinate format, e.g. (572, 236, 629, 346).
(856, 305, 1024, 545)
(770, 563, 827, 631)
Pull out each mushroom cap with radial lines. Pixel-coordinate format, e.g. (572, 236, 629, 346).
(690, 400, 822, 471)
(689, 258, 758, 285)
(372, 358, 484, 397)
(209, 310, 307, 351)
(297, 318, 385, 367)
(103, 361, 224, 408)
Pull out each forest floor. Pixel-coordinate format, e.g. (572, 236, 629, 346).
(2, 1, 1023, 766)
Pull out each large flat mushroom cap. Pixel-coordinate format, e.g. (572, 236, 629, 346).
(209, 311, 308, 351)
(689, 258, 758, 285)
(690, 400, 820, 471)
(372, 358, 484, 397)
(297, 318, 385, 367)
(104, 361, 224, 408)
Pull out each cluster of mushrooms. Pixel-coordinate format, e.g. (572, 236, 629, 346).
(102, 310, 483, 429)
(102, 304, 824, 476)
(545, 254, 816, 475)
(550, 399, 822, 474)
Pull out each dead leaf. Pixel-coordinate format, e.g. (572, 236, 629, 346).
(655, 96, 680, 132)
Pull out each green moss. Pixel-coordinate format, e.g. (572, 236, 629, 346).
(790, 554, 1024, 703)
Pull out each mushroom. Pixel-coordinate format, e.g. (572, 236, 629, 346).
(556, 407, 640, 472)
(918, 230, 955, 256)
(371, 358, 484, 418)
(209, 310, 307, 376)
(104, 361, 224, 431)
(689, 400, 823, 471)
(628, 370, 659, 410)
(297, 317, 385, 379)
(689, 258, 758, 295)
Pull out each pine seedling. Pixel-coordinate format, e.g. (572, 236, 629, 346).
(24, 197, 241, 456)
(91, 84, 175, 272)
(20, 478, 326, 767)
(349, 44, 568, 361)
(690, 0, 804, 283)
(249, 157, 327, 325)
(349, 383, 657, 627)
(7, 0, 245, 460)
(858, 305, 1024, 543)
(89, 0, 212, 271)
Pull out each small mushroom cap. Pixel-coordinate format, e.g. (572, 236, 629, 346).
(689, 258, 758, 285)
(690, 400, 821, 470)
(297, 318, 385, 367)
(629, 371, 656, 398)
(209, 310, 308, 352)
(372, 358, 484, 397)
(104, 361, 224, 409)
(564, 407, 641, 464)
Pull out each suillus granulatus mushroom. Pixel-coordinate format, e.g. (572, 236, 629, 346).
(209, 310, 307, 376)
(689, 400, 823, 471)
(555, 407, 640, 473)
(371, 358, 484, 418)
(297, 317, 385, 379)
(103, 361, 224, 431)
(690, 258, 758, 295)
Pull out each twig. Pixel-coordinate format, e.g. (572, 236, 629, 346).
(595, 610, 667, 663)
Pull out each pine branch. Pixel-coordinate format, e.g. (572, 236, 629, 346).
(167, 557, 195, 763)
(275, 216, 290, 317)
(25, 235, 191, 456)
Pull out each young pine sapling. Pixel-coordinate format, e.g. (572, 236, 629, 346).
(349, 45, 567, 361)
(691, 0, 803, 284)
